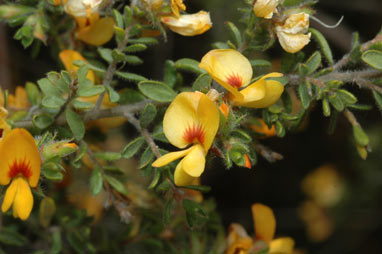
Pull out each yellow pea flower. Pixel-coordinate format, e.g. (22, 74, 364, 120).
(0, 86, 30, 110)
(170, 0, 186, 18)
(0, 107, 11, 139)
(0, 128, 41, 220)
(253, 0, 279, 19)
(199, 49, 284, 108)
(161, 11, 212, 36)
(275, 12, 311, 53)
(64, 0, 114, 46)
(152, 92, 219, 186)
(226, 203, 295, 254)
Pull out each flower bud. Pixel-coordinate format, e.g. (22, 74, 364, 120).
(253, 0, 279, 19)
(275, 12, 311, 53)
(161, 11, 212, 36)
(64, 0, 103, 17)
(42, 140, 78, 160)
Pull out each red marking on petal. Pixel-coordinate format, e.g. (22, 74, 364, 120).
(8, 158, 32, 180)
(244, 154, 251, 168)
(226, 73, 243, 88)
(183, 123, 205, 145)
(0, 129, 3, 138)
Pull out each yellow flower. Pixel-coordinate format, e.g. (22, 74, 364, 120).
(152, 92, 219, 186)
(250, 118, 276, 138)
(226, 203, 295, 254)
(275, 12, 311, 53)
(161, 11, 212, 36)
(64, 0, 114, 46)
(0, 86, 30, 110)
(171, 0, 186, 17)
(253, 0, 279, 19)
(0, 128, 41, 220)
(199, 49, 284, 108)
(0, 107, 11, 139)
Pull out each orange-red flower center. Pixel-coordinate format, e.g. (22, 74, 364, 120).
(0, 129, 3, 138)
(226, 73, 243, 88)
(183, 123, 205, 145)
(8, 158, 32, 179)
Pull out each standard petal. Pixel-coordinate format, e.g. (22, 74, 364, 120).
(163, 92, 201, 149)
(152, 147, 194, 167)
(174, 159, 198, 186)
(76, 17, 115, 46)
(277, 31, 311, 54)
(236, 79, 266, 105)
(59, 50, 95, 82)
(252, 203, 276, 243)
(253, 0, 279, 19)
(1, 178, 18, 213)
(269, 237, 295, 254)
(240, 80, 284, 108)
(13, 177, 33, 221)
(0, 129, 41, 187)
(182, 144, 206, 177)
(196, 93, 219, 151)
(199, 49, 253, 99)
(161, 11, 212, 36)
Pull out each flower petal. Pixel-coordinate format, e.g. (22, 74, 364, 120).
(182, 144, 206, 177)
(76, 17, 115, 46)
(199, 49, 253, 99)
(0, 128, 41, 187)
(276, 31, 311, 54)
(239, 79, 284, 108)
(1, 178, 18, 213)
(253, 0, 279, 19)
(152, 146, 194, 167)
(59, 49, 95, 83)
(161, 11, 212, 36)
(174, 159, 198, 186)
(252, 203, 276, 243)
(269, 237, 295, 254)
(12, 177, 33, 220)
(236, 78, 266, 104)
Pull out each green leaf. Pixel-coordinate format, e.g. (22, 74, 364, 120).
(250, 59, 271, 68)
(372, 90, 382, 113)
(163, 199, 173, 225)
(67, 232, 86, 254)
(26, 82, 41, 105)
(72, 99, 93, 110)
(128, 37, 158, 45)
(124, 43, 147, 53)
(353, 125, 369, 146)
(98, 48, 113, 63)
(182, 199, 208, 229)
(94, 152, 121, 161)
(138, 80, 177, 102)
(337, 89, 357, 105)
(124, 5, 132, 27)
(305, 51, 321, 75)
(51, 231, 62, 254)
(113, 9, 124, 28)
(0, 228, 27, 246)
(105, 175, 128, 195)
(350, 32, 361, 62)
(163, 60, 177, 88)
(122, 137, 145, 159)
(42, 96, 66, 109)
(90, 167, 103, 195)
(66, 108, 85, 140)
(77, 65, 90, 84)
(174, 58, 206, 75)
(192, 73, 212, 92)
(322, 97, 331, 117)
(281, 53, 296, 73)
(361, 50, 382, 70)
(140, 103, 157, 128)
(329, 93, 344, 112)
(225, 21, 242, 48)
(275, 121, 286, 137)
(118, 88, 145, 104)
(124, 55, 143, 65)
(42, 163, 64, 181)
(211, 42, 229, 49)
(33, 114, 54, 129)
(309, 28, 333, 65)
(298, 82, 311, 109)
(181, 185, 212, 193)
(231, 129, 252, 143)
(148, 168, 161, 189)
(38, 78, 61, 97)
(116, 71, 147, 83)
(106, 85, 120, 103)
(77, 85, 105, 97)
(139, 146, 154, 169)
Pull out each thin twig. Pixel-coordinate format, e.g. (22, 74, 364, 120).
(354, 78, 382, 94)
(343, 109, 360, 127)
(253, 143, 283, 163)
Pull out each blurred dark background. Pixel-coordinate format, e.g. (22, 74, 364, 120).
(1, 0, 382, 253)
